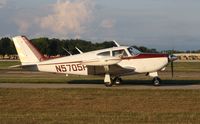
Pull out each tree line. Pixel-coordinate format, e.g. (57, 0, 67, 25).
(1, 37, 199, 58)
(0, 37, 160, 58)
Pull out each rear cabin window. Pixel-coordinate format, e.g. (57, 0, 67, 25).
(97, 51, 110, 56)
(112, 49, 128, 57)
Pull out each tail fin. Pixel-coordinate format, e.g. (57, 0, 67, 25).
(12, 36, 45, 65)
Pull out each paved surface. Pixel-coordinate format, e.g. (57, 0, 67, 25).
(0, 83, 200, 89)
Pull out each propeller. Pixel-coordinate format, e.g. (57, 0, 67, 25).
(171, 58, 174, 77)
(168, 54, 177, 77)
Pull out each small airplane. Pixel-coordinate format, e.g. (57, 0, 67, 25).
(12, 36, 177, 87)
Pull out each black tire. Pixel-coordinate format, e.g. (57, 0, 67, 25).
(113, 77, 122, 85)
(153, 77, 161, 86)
(104, 81, 113, 87)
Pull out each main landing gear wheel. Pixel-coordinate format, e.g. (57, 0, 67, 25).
(113, 77, 122, 85)
(104, 81, 113, 87)
(152, 77, 161, 86)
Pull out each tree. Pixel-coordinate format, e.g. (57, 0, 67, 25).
(0, 37, 14, 58)
(48, 39, 59, 56)
(31, 37, 49, 55)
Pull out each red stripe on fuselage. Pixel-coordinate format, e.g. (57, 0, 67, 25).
(122, 53, 168, 60)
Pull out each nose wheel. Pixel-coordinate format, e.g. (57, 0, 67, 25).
(152, 77, 161, 86)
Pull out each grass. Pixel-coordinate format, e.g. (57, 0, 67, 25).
(0, 61, 200, 123)
(170, 62, 200, 72)
(0, 89, 200, 124)
(0, 61, 20, 69)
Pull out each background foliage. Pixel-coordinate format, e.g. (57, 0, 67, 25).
(0, 37, 200, 57)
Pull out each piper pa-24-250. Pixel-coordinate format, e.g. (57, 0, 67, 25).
(12, 36, 177, 87)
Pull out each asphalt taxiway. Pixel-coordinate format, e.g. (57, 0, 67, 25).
(0, 83, 200, 89)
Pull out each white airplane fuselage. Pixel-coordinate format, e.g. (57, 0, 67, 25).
(37, 46, 168, 76)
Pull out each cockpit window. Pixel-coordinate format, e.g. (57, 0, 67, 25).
(97, 51, 110, 56)
(112, 49, 128, 57)
(128, 46, 141, 55)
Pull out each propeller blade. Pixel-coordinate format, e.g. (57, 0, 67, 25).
(171, 61, 174, 77)
(168, 54, 177, 78)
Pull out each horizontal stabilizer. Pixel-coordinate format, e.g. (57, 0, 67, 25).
(9, 64, 38, 71)
(9, 65, 22, 68)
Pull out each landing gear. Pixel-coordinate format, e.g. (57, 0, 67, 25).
(149, 72, 161, 86)
(104, 73, 113, 87)
(152, 77, 161, 86)
(104, 81, 113, 87)
(104, 77, 122, 87)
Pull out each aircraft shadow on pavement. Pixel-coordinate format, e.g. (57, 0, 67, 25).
(125, 80, 200, 86)
(68, 80, 103, 84)
(68, 79, 200, 86)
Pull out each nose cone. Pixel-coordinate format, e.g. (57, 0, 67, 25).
(168, 54, 178, 62)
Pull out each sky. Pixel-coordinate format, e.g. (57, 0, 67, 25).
(0, 0, 200, 51)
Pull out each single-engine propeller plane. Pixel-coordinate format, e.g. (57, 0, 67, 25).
(12, 36, 177, 87)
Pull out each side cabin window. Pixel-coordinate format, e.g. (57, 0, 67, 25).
(112, 49, 128, 57)
(97, 51, 110, 56)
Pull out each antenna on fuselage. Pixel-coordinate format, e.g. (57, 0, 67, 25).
(75, 47, 83, 54)
(113, 40, 120, 47)
(62, 47, 72, 56)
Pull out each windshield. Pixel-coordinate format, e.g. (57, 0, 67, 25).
(128, 46, 141, 55)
